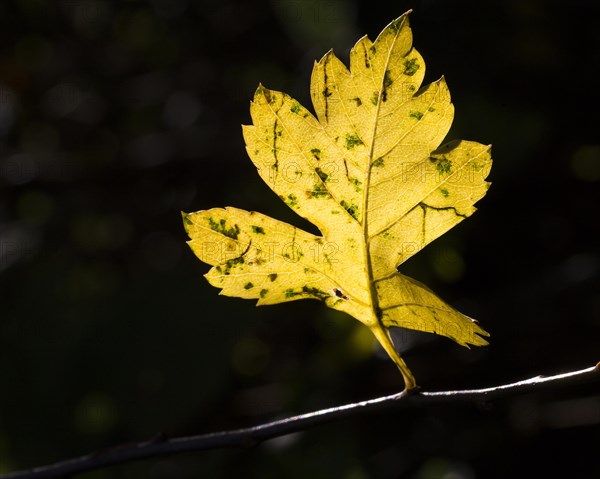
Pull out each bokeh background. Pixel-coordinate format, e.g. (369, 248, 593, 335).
(1, 0, 599, 478)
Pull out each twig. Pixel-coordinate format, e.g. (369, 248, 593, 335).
(3, 363, 598, 479)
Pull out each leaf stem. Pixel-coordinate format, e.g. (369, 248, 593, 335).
(370, 325, 417, 390)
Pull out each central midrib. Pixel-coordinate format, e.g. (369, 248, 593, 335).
(362, 20, 404, 322)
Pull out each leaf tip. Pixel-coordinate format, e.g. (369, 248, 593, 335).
(316, 48, 335, 66)
(388, 10, 412, 33)
(255, 83, 272, 102)
(435, 75, 450, 92)
(473, 328, 491, 347)
(182, 211, 193, 231)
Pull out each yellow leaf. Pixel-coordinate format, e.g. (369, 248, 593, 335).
(183, 12, 492, 390)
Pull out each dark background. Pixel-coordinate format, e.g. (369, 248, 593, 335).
(1, 0, 599, 478)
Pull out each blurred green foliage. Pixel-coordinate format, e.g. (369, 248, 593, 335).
(0, 0, 599, 478)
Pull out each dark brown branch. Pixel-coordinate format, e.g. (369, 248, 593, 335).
(3, 363, 598, 479)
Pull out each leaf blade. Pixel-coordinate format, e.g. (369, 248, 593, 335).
(184, 11, 493, 387)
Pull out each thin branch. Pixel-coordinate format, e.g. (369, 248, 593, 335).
(3, 363, 599, 479)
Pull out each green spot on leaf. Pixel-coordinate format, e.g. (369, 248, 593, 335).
(316, 167, 329, 182)
(373, 157, 385, 168)
(309, 183, 331, 198)
(440, 188, 449, 198)
(436, 159, 452, 174)
(290, 102, 301, 113)
(389, 17, 403, 33)
(285, 286, 329, 300)
(209, 218, 240, 240)
(383, 70, 394, 89)
(268, 273, 278, 282)
(302, 286, 329, 300)
(286, 194, 298, 207)
(252, 225, 265, 234)
(345, 134, 363, 149)
(382, 70, 393, 101)
(409, 111, 423, 120)
(244, 282, 254, 290)
(221, 256, 245, 275)
(260, 289, 268, 298)
(370, 92, 379, 105)
(341, 200, 359, 220)
(403, 58, 420, 76)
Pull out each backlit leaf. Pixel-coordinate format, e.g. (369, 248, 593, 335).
(183, 11, 492, 390)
